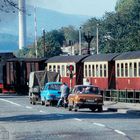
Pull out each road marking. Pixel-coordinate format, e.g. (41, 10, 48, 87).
(26, 106, 32, 109)
(93, 123, 105, 127)
(114, 129, 126, 136)
(74, 118, 82, 121)
(0, 99, 22, 107)
(56, 114, 64, 117)
(39, 110, 46, 113)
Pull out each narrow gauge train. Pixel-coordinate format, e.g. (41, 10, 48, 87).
(45, 51, 140, 93)
(3, 58, 47, 94)
(2, 51, 140, 95)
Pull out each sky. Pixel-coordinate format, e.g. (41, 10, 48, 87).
(28, 0, 118, 17)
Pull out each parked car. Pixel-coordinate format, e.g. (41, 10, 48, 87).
(68, 85, 103, 112)
(40, 82, 62, 106)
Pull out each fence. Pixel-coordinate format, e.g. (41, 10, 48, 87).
(103, 89, 140, 103)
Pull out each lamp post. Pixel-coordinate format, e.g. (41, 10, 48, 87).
(79, 27, 82, 55)
(84, 32, 93, 55)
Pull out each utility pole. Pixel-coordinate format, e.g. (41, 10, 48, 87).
(84, 32, 93, 55)
(79, 27, 82, 55)
(34, 6, 38, 58)
(42, 29, 46, 57)
(96, 23, 99, 54)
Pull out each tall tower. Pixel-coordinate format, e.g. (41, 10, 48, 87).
(19, 0, 26, 50)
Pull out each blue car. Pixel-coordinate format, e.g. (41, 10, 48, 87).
(40, 82, 62, 106)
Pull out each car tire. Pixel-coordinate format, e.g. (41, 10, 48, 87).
(73, 102, 78, 112)
(98, 106, 103, 112)
(41, 100, 45, 105)
(68, 105, 72, 111)
(90, 107, 96, 112)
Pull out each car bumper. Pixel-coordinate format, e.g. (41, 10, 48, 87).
(75, 102, 103, 108)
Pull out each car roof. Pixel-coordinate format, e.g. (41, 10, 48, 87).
(46, 82, 62, 85)
(74, 85, 99, 88)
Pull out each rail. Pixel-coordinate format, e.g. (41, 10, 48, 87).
(103, 89, 140, 103)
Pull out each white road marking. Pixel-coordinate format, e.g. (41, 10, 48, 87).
(39, 110, 46, 113)
(26, 106, 33, 109)
(93, 123, 105, 127)
(56, 114, 64, 117)
(74, 118, 82, 121)
(114, 129, 126, 136)
(0, 98, 22, 107)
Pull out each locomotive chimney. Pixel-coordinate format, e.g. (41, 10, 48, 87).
(18, 0, 26, 50)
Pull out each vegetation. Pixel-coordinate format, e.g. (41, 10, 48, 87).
(1, 0, 140, 57)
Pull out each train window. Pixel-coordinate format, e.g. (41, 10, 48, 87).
(104, 64, 107, 77)
(134, 62, 137, 77)
(100, 64, 102, 77)
(139, 62, 140, 76)
(53, 65, 56, 72)
(96, 65, 99, 77)
(49, 65, 52, 71)
(61, 65, 65, 76)
(85, 65, 87, 77)
(89, 65, 91, 77)
(121, 63, 124, 77)
(125, 63, 128, 77)
(117, 63, 120, 77)
(57, 65, 60, 74)
(129, 63, 133, 77)
(92, 65, 95, 77)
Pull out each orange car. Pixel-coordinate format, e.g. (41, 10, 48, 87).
(68, 85, 103, 112)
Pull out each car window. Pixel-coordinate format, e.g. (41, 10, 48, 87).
(78, 86, 99, 94)
(44, 84, 62, 90)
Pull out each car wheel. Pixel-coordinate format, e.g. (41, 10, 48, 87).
(73, 102, 78, 112)
(68, 105, 72, 111)
(41, 100, 45, 105)
(98, 106, 103, 112)
(90, 107, 96, 112)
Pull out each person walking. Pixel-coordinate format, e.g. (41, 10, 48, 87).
(57, 82, 69, 107)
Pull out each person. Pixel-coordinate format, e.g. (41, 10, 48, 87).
(57, 82, 69, 107)
(84, 78, 91, 85)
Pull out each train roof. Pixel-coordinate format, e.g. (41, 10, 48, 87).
(114, 51, 140, 60)
(82, 53, 119, 62)
(0, 52, 15, 60)
(45, 55, 89, 63)
(6, 57, 47, 62)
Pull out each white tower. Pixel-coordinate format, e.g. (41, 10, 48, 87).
(19, 0, 26, 50)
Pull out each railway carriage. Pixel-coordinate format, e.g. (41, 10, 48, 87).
(82, 53, 119, 90)
(3, 58, 47, 94)
(45, 55, 89, 88)
(114, 51, 140, 91)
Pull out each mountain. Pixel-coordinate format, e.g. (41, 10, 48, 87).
(0, 7, 90, 52)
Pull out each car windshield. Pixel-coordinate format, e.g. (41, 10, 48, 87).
(76, 86, 99, 94)
(45, 84, 62, 90)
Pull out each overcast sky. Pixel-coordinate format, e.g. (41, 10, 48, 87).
(27, 0, 118, 17)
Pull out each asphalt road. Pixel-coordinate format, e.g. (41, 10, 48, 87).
(0, 95, 140, 140)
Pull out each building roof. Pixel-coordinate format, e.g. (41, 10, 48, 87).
(114, 51, 140, 60)
(82, 53, 119, 62)
(45, 55, 89, 63)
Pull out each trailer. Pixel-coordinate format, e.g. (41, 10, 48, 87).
(28, 70, 60, 105)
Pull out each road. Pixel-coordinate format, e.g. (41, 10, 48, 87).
(0, 95, 140, 140)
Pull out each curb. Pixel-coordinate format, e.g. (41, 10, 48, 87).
(127, 110, 140, 116)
